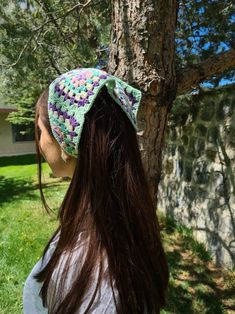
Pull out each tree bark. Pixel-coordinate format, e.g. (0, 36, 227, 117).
(177, 48, 235, 95)
(108, 0, 178, 204)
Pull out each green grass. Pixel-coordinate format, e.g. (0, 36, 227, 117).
(0, 154, 69, 314)
(162, 214, 213, 262)
(0, 154, 234, 313)
(158, 213, 235, 314)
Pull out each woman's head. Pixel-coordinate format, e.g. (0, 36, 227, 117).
(35, 67, 143, 180)
(34, 69, 169, 314)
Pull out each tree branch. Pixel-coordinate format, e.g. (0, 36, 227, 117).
(177, 48, 235, 95)
(32, 0, 93, 33)
(45, 51, 62, 75)
(34, 0, 74, 44)
(0, 0, 93, 68)
(0, 35, 34, 67)
(34, 0, 78, 63)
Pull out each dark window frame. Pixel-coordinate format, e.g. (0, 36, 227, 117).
(11, 123, 35, 143)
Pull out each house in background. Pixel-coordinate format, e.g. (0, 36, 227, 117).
(0, 104, 36, 157)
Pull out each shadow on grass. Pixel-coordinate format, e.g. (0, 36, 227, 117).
(165, 257, 233, 313)
(0, 175, 66, 207)
(0, 154, 40, 167)
(159, 214, 234, 314)
(0, 175, 38, 206)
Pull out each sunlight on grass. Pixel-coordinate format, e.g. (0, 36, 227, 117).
(0, 155, 69, 313)
(158, 212, 235, 314)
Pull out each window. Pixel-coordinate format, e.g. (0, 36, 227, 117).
(11, 123, 35, 142)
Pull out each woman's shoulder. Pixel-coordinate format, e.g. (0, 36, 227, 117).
(51, 229, 114, 283)
(49, 229, 88, 249)
(47, 230, 119, 313)
(50, 229, 93, 278)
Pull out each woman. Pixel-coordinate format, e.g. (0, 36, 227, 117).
(23, 68, 169, 314)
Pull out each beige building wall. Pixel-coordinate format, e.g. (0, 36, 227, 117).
(0, 112, 35, 157)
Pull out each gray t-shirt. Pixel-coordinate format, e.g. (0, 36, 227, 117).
(23, 231, 118, 313)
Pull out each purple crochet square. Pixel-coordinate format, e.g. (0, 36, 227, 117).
(78, 99, 88, 107)
(100, 74, 108, 79)
(69, 131, 77, 137)
(87, 90, 94, 96)
(63, 111, 69, 119)
(70, 97, 75, 105)
(70, 116, 79, 127)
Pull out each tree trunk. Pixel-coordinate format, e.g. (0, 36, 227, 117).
(108, 0, 178, 205)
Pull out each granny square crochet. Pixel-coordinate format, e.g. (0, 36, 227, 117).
(48, 68, 142, 157)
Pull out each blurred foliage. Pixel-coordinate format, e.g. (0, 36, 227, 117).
(0, 0, 111, 126)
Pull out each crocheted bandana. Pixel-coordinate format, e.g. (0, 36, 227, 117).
(48, 68, 142, 158)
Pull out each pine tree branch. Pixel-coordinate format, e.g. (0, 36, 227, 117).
(34, 0, 74, 44)
(31, 0, 93, 34)
(0, 0, 93, 68)
(34, 0, 78, 62)
(0, 35, 34, 67)
(45, 52, 62, 75)
(177, 48, 235, 95)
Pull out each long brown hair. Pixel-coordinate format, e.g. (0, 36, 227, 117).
(33, 85, 169, 313)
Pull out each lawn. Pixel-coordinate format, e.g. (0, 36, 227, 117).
(0, 154, 68, 313)
(0, 154, 234, 314)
